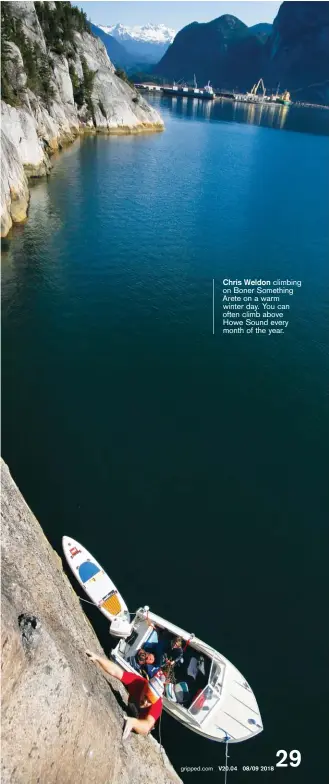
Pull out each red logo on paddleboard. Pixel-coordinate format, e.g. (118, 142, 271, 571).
(69, 547, 81, 558)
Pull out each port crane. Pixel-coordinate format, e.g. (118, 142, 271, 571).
(249, 78, 266, 97)
(233, 77, 292, 106)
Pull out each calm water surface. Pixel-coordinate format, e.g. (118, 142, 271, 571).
(2, 98, 329, 782)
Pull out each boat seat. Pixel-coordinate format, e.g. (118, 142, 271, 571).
(165, 681, 189, 704)
(175, 682, 189, 704)
(165, 683, 177, 702)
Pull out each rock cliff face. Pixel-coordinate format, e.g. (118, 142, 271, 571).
(1, 459, 181, 784)
(0, 126, 30, 237)
(1, 1, 163, 237)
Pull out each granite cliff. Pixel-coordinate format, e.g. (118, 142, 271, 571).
(0, 1, 163, 237)
(1, 458, 181, 784)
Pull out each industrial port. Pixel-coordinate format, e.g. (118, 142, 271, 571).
(134, 77, 328, 109)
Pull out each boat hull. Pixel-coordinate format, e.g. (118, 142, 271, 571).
(111, 608, 263, 744)
(162, 88, 214, 100)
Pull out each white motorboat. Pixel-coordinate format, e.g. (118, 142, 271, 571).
(111, 607, 263, 743)
(62, 537, 263, 743)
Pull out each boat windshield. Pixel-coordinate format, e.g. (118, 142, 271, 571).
(188, 684, 219, 725)
(209, 660, 222, 690)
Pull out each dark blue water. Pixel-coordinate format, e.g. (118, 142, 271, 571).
(2, 97, 329, 783)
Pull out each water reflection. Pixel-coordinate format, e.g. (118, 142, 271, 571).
(152, 94, 329, 136)
(232, 100, 290, 129)
(1, 172, 69, 311)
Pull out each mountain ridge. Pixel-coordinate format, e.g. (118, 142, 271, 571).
(154, 14, 266, 89)
(101, 22, 175, 45)
(95, 21, 175, 63)
(89, 22, 136, 67)
(265, 1, 329, 103)
(154, 3, 329, 103)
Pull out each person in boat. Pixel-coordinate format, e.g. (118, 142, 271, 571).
(150, 632, 184, 669)
(86, 651, 164, 737)
(137, 649, 160, 679)
(164, 636, 184, 668)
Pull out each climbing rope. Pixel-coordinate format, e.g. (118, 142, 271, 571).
(158, 710, 166, 765)
(79, 596, 97, 606)
(224, 740, 229, 784)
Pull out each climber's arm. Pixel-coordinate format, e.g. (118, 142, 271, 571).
(86, 651, 124, 681)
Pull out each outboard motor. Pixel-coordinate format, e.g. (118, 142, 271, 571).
(109, 613, 132, 639)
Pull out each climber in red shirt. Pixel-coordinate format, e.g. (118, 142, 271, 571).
(86, 651, 164, 737)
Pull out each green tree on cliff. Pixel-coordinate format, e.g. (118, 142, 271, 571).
(35, 1, 91, 52)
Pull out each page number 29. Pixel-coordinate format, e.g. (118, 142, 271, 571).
(276, 750, 301, 767)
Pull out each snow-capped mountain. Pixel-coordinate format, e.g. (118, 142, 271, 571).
(99, 22, 175, 45)
(94, 22, 176, 63)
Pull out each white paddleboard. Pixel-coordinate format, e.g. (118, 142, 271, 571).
(62, 536, 129, 622)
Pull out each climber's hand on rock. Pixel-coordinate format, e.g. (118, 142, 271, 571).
(122, 716, 135, 741)
(86, 650, 99, 663)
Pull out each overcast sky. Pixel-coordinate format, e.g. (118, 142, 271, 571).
(77, 1, 281, 30)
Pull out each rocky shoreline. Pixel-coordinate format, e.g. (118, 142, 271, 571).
(1, 2, 164, 237)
